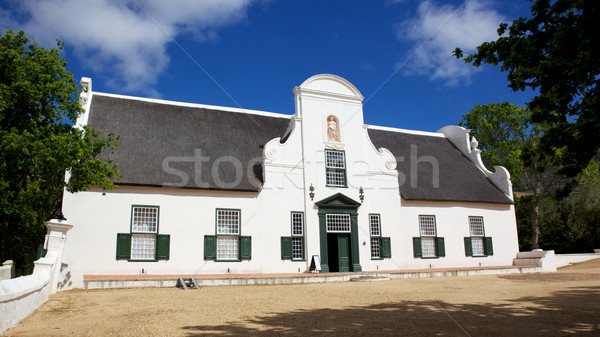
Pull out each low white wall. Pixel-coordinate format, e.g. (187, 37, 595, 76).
(515, 250, 557, 272)
(0, 220, 72, 335)
(555, 253, 600, 268)
(0, 253, 55, 334)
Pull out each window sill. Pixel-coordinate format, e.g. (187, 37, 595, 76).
(215, 259, 242, 262)
(127, 259, 159, 262)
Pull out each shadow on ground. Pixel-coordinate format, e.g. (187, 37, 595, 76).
(182, 286, 600, 336)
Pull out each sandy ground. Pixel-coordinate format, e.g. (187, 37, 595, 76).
(4, 259, 600, 337)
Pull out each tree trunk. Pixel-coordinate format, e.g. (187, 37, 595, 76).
(531, 195, 541, 250)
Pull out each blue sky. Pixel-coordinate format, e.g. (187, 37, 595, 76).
(1, 0, 534, 132)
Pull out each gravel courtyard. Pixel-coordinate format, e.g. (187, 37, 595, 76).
(4, 259, 600, 336)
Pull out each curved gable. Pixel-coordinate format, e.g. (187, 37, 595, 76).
(299, 74, 364, 99)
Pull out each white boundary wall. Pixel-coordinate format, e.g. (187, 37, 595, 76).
(555, 253, 600, 268)
(0, 220, 72, 334)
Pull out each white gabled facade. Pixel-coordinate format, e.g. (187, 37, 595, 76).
(60, 74, 519, 290)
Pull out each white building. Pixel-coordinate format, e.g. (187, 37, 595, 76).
(60, 74, 518, 289)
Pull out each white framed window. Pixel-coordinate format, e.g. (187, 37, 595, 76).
(131, 234, 156, 260)
(217, 236, 239, 260)
(421, 237, 436, 258)
(217, 209, 240, 235)
(291, 212, 304, 260)
(325, 149, 346, 186)
(415, 215, 444, 258)
(469, 217, 485, 236)
(469, 216, 485, 256)
(204, 209, 251, 261)
(292, 212, 303, 236)
(131, 206, 158, 260)
(326, 214, 351, 233)
(216, 209, 240, 260)
(370, 214, 381, 258)
(419, 215, 436, 236)
(132, 206, 158, 233)
(292, 237, 303, 260)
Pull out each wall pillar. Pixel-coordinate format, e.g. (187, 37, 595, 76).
(43, 219, 73, 294)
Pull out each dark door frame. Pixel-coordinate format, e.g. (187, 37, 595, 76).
(316, 193, 362, 273)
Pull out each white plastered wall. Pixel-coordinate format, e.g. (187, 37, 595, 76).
(395, 200, 518, 269)
(61, 183, 308, 289)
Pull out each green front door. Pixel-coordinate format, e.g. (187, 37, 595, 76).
(316, 193, 363, 273)
(338, 235, 350, 272)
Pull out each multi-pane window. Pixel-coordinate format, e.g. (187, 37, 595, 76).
(291, 212, 304, 260)
(326, 214, 351, 232)
(419, 215, 436, 236)
(370, 214, 381, 258)
(419, 215, 436, 258)
(216, 209, 240, 260)
(131, 206, 158, 260)
(216, 236, 239, 260)
(464, 216, 493, 257)
(116, 205, 170, 261)
(281, 212, 305, 260)
(131, 234, 156, 260)
(369, 214, 391, 259)
(217, 210, 239, 235)
(292, 212, 304, 236)
(325, 149, 346, 186)
(469, 217, 485, 256)
(413, 215, 445, 258)
(132, 207, 158, 232)
(204, 209, 251, 261)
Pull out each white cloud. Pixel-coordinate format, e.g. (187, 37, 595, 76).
(5, 0, 253, 95)
(396, 0, 504, 86)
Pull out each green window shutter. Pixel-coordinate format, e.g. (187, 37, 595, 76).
(412, 237, 422, 258)
(484, 237, 494, 256)
(156, 234, 170, 260)
(464, 237, 472, 256)
(436, 237, 446, 257)
(381, 237, 391, 258)
(116, 233, 131, 259)
(204, 235, 217, 260)
(240, 236, 252, 260)
(281, 237, 293, 260)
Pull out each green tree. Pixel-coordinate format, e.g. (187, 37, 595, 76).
(454, 0, 600, 177)
(0, 30, 120, 275)
(460, 102, 564, 250)
(539, 157, 600, 252)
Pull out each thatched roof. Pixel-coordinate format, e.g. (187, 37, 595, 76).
(367, 129, 512, 204)
(87, 94, 511, 204)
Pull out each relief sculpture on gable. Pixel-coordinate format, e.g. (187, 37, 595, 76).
(327, 115, 340, 142)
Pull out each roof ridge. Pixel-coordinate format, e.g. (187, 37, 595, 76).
(92, 92, 293, 119)
(366, 124, 445, 138)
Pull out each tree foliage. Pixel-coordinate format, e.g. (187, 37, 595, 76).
(454, 0, 600, 177)
(0, 30, 120, 275)
(538, 157, 600, 252)
(460, 102, 564, 249)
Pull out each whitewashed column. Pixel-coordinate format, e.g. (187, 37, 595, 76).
(42, 219, 73, 294)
